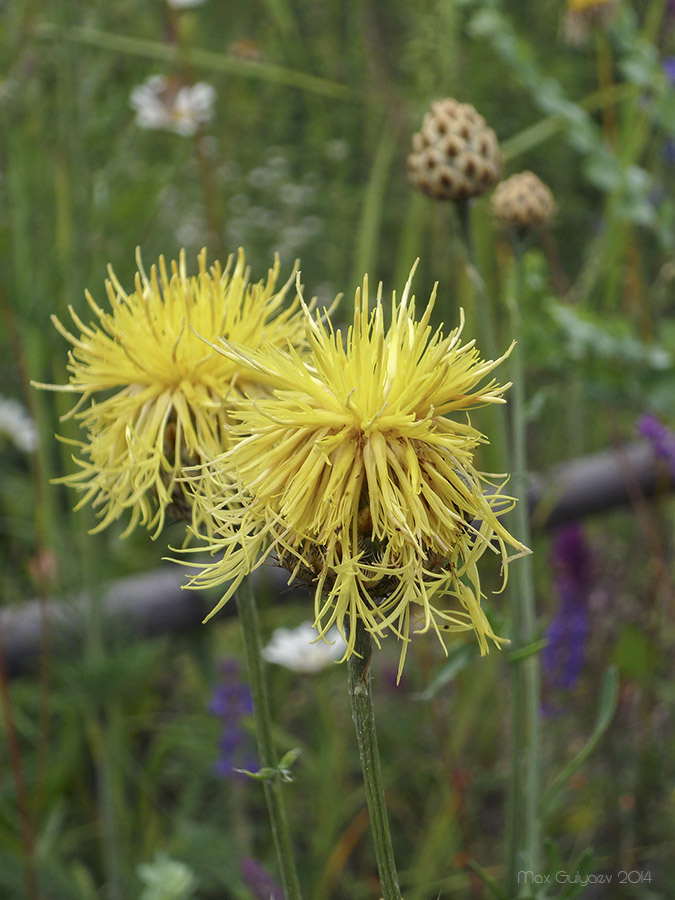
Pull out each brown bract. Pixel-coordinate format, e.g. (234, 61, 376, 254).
(407, 98, 502, 202)
(492, 171, 556, 231)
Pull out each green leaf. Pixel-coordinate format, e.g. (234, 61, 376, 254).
(543, 837, 563, 876)
(37, 23, 358, 101)
(415, 643, 478, 700)
(613, 625, 654, 683)
(548, 302, 673, 369)
(557, 849, 595, 899)
(234, 748, 301, 784)
(507, 638, 548, 663)
(619, 44, 660, 88)
(583, 150, 621, 192)
(277, 747, 302, 782)
(541, 667, 619, 818)
(466, 858, 510, 900)
(234, 765, 279, 782)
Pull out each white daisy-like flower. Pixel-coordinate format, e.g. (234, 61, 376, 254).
(0, 396, 38, 453)
(167, 0, 207, 8)
(262, 622, 346, 673)
(130, 75, 216, 137)
(138, 854, 196, 900)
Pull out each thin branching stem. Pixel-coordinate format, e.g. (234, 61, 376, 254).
(347, 621, 402, 900)
(506, 241, 541, 892)
(237, 579, 303, 900)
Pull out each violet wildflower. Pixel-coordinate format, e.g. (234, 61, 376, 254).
(664, 60, 675, 162)
(239, 857, 283, 900)
(208, 660, 258, 779)
(638, 413, 675, 479)
(543, 524, 593, 696)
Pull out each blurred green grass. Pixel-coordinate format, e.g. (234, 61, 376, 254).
(1, 0, 675, 897)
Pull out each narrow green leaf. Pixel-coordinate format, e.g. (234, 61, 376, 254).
(507, 638, 548, 663)
(37, 23, 359, 101)
(350, 127, 398, 289)
(278, 747, 301, 770)
(466, 858, 510, 900)
(543, 837, 563, 876)
(416, 643, 477, 701)
(541, 667, 619, 817)
(557, 849, 595, 899)
(233, 765, 279, 782)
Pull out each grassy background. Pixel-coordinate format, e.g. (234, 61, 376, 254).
(1, 0, 675, 897)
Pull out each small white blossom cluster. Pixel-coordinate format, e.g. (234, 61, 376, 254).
(0, 396, 38, 453)
(263, 622, 346, 673)
(226, 150, 324, 262)
(130, 75, 215, 137)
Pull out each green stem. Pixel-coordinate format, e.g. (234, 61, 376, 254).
(0, 625, 40, 900)
(456, 200, 496, 354)
(506, 243, 541, 892)
(347, 622, 402, 900)
(455, 200, 509, 475)
(236, 580, 303, 900)
(193, 132, 226, 257)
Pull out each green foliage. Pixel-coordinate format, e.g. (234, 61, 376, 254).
(1, 0, 674, 897)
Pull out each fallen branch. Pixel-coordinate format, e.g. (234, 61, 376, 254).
(1, 441, 671, 677)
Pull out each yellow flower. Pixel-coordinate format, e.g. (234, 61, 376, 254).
(566, 0, 613, 10)
(36, 248, 308, 537)
(185, 265, 528, 676)
(563, 0, 618, 43)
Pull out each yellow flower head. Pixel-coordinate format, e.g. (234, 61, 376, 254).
(36, 248, 309, 537)
(185, 265, 528, 676)
(566, 0, 613, 11)
(563, 0, 618, 43)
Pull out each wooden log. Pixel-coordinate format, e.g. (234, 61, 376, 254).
(1, 441, 671, 677)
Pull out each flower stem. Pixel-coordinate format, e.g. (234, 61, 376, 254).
(0, 624, 39, 900)
(506, 241, 541, 893)
(236, 579, 303, 900)
(455, 199, 509, 474)
(347, 622, 402, 900)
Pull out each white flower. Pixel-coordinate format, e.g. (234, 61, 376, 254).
(138, 854, 196, 900)
(167, 0, 207, 8)
(0, 396, 38, 452)
(262, 622, 346, 673)
(130, 75, 216, 136)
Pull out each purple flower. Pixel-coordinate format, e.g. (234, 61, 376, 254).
(664, 57, 675, 84)
(543, 524, 593, 700)
(638, 414, 675, 478)
(208, 659, 258, 780)
(240, 857, 283, 900)
(553, 522, 593, 589)
(208, 681, 254, 719)
(544, 608, 589, 691)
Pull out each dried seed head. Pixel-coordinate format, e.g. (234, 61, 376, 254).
(492, 171, 556, 231)
(408, 98, 502, 202)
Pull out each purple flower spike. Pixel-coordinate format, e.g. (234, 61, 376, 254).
(208, 658, 258, 780)
(543, 524, 593, 704)
(240, 857, 283, 900)
(638, 414, 675, 479)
